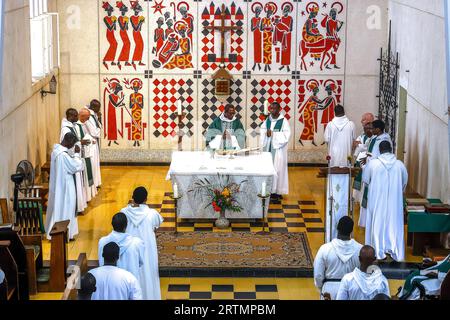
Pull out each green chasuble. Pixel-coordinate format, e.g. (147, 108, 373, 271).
(361, 137, 378, 209)
(353, 135, 370, 191)
(264, 116, 284, 160)
(76, 124, 94, 187)
(205, 116, 246, 150)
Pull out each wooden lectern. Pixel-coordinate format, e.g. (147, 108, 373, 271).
(317, 168, 360, 243)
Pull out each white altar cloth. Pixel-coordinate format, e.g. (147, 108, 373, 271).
(167, 152, 277, 219)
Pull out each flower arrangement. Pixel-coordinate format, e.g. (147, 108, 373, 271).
(188, 175, 246, 214)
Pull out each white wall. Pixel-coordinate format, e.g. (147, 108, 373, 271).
(0, 0, 61, 201)
(390, 0, 450, 203)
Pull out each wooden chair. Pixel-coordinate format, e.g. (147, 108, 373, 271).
(0, 241, 19, 301)
(15, 187, 46, 236)
(37, 220, 70, 292)
(61, 253, 88, 300)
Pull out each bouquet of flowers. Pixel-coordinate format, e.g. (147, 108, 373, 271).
(188, 174, 246, 213)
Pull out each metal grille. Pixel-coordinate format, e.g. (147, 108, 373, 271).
(378, 21, 400, 150)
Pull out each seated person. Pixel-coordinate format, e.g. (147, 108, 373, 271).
(205, 104, 246, 150)
(77, 273, 97, 300)
(314, 216, 363, 300)
(336, 245, 390, 300)
(89, 242, 142, 300)
(399, 255, 450, 300)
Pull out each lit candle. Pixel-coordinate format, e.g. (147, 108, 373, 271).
(263, 100, 269, 116)
(173, 183, 179, 198)
(177, 100, 183, 115)
(262, 181, 267, 197)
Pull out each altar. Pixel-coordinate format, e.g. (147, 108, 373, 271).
(167, 152, 277, 220)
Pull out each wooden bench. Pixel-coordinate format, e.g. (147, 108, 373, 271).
(1, 199, 12, 224)
(21, 234, 44, 295)
(61, 253, 88, 300)
(0, 241, 19, 301)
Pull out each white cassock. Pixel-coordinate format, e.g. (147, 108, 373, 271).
(313, 239, 363, 300)
(336, 268, 390, 300)
(98, 231, 145, 280)
(45, 144, 83, 240)
(89, 265, 142, 300)
(74, 121, 98, 202)
(363, 153, 408, 261)
(359, 133, 392, 229)
(324, 115, 356, 167)
(60, 119, 87, 214)
(121, 204, 164, 300)
(260, 114, 291, 195)
(84, 107, 102, 188)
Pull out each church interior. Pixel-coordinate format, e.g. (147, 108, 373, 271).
(0, 0, 450, 303)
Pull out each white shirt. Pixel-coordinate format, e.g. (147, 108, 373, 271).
(89, 265, 142, 300)
(336, 268, 390, 300)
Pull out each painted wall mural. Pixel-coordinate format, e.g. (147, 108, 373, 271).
(98, 0, 347, 156)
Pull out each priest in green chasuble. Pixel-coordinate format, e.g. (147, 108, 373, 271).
(206, 104, 246, 150)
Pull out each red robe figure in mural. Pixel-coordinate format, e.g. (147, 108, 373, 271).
(280, 5, 293, 69)
(179, 5, 194, 42)
(319, 83, 338, 129)
(117, 2, 131, 70)
(321, 8, 343, 69)
(154, 17, 165, 55)
(128, 79, 144, 147)
(261, 3, 275, 72)
(106, 80, 124, 146)
(102, 2, 118, 69)
(251, 4, 263, 71)
(165, 22, 193, 69)
(299, 82, 323, 146)
(301, 5, 324, 60)
(152, 33, 179, 68)
(130, 1, 145, 68)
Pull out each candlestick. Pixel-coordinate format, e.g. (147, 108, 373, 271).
(173, 183, 179, 199)
(177, 100, 183, 115)
(262, 181, 267, 197)
(263, 100, 269, 116)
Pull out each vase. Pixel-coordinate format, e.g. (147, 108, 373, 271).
(215, 209, 230, 229)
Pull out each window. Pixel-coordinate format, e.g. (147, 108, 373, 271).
(30, 0, 58, 82)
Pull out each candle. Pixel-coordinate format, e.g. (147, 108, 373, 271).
(177, 100, 183, 115)
(262, 181, 267, 197)
(173, 183, 179, 198)
(263, 100, 269, 116)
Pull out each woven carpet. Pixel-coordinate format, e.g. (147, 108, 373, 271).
(157, 232, 314, 278)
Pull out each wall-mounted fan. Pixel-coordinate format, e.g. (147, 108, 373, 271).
(10, 160, 35, 212)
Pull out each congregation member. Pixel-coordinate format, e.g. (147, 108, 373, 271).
(336, 245, 390, 300)
(121, 187, 164, 300)
(314, 217, 363, 300)
(324, 105, 356, 167)
(60, 108, 87, 214)
(98, 212, 145, 280)
(260, 102, 291, 199)
(77, 109, 98, 202)
(206, 104, 246, 150)
(90, 242, 142, 300)
(46, 133, 84, 240)
(77, 273, 97, 300)
(363, 141, 408, 262)
(84, 99, 103, 188)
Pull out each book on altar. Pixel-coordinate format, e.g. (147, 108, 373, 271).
(209, 135, 240, 150)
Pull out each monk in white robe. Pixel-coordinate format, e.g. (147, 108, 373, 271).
(98, 212, 145, 280)
(59, 108, 87, 214)
(324, 105, 356, 168)
(121, 187, 164, 300)
(90, 242, 142, 300)
(363, 141, 408, 261)
(359, 120, 392, 228)
(84, 100, 102, 188)
(336, 246, 390, 300)
(77, 109, 98, 201)
(260, 102, 291, 197)
(314, 217, 363, 300)
(45, 133, 83, 240)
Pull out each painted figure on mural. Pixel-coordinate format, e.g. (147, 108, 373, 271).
(165, 18, 175, 39)
(299, 80, 323, 147)
(321, 6, 344, 69)
(125, 78, 144, 147)
(261, 2, 276, 72)
(102, 2, 118, 70)
(251, 3, 263, 71)
(178, 3, 194, 42)
(279, 2, 293, 71)
(316, 81, 338, 132)
(116, 1, 131, 70)
(130, 0, 145, 69)
(152, 33, 179, 68)
(104, 79, 125, 146)
(164, 21, 193, 69)
(302, 3, 323, 62)
(154, 17, 165, 55)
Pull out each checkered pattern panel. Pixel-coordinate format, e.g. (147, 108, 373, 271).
(152, 78, 195, 138)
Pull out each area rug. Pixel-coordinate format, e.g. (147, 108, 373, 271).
(156, 232, 314, 277)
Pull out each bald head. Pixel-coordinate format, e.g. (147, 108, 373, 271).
(359, 245, 377, 272)
(79, 108, 90, 123)
(361, 113, 375, 126)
